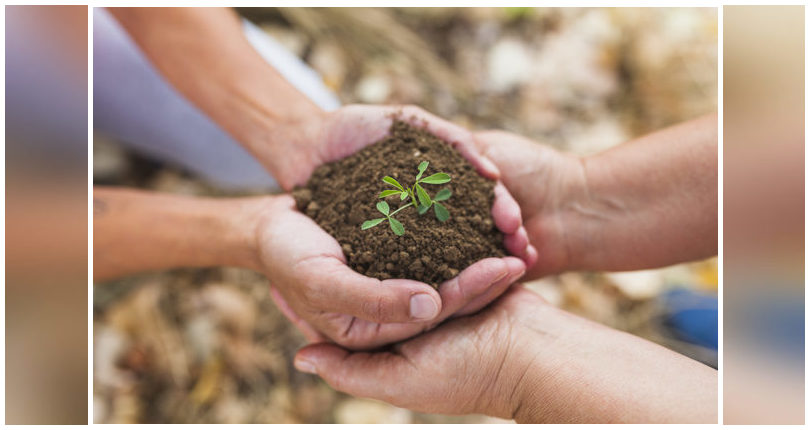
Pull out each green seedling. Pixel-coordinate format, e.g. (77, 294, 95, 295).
(361, 161, 452, 236)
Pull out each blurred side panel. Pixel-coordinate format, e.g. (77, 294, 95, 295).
(5, 5, 88, 424)
(723, 6, 804, 424)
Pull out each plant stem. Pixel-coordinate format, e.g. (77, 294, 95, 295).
(390, 203, 411, 217)
(408, 186, 419, 207)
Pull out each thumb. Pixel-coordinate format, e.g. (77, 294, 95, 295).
(309, 258, 442, 323)
(294, 343, 412, 401)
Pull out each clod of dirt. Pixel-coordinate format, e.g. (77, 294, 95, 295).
(293, 120, 505, 288)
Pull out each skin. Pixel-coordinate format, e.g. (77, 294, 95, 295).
(475, 113, 718, 280)
(295, 285, 718, 423)
(93, 185, 527, 351)
(97, 8, 534, 349)
(295, 115, 719, 421)
(103, 7, 718, 421)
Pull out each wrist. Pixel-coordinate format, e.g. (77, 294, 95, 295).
(226, 194, 288, 273)
(549, 153, 622, 274)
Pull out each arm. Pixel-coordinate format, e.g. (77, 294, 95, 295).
(295, 285, 718, 423)
(93, 186, 525, 350)
(476, 114, 718, 278)
(93, 187, 265, 281)
(106, 7, 324, 189)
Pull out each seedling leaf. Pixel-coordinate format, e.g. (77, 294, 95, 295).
(383, 176, 404, 191)
(421, 173, 451, 184)
(415, 183, 432, 207)
(418, 161, 429, 174)
(379, 190, 401, 198)
(363, 162, 453, 236)
(434, 202, 449, 222)
(362, 218, 385, 229)
(389, 218, 405, 236)
(434, 188, 452, 201)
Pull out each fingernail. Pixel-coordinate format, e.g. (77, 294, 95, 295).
(294, 356, 317, 374)
(410, 294, 439, 320)
(480, 156, 500, 177)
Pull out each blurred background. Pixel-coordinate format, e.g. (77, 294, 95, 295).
(6, 5, 88, 425)
(92, 7, 719, 424)
(723, 6, 804, 424)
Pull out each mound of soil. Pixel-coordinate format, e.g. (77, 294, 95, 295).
(293, 120, 505, 288)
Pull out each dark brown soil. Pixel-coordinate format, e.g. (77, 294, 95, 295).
(292, 120, 505, 288)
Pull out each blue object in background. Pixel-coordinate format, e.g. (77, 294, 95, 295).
(660, 288, 718, 350)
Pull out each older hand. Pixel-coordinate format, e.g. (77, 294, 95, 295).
(293, 285, 718, 423)
(255, 195, 526, 350)
(259, 106, 535, 349)
(474, 130, 585, 279)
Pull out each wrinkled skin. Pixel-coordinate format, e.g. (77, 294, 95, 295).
(257, 105, 535, 349)
(292, 285, 544, 417)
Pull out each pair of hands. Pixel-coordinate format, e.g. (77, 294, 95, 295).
(254, 104, 551, 350)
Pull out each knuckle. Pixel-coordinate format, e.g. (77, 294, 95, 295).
(362, 294, 396, 322)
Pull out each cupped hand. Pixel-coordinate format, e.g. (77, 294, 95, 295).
(474, 130, 587, 280)
(293, 284, 719, 423)
(292, 285, 544, 419)
(258, 105, 535, 349)
(274, 104, 534, 266)
(256, 195, 526, 350)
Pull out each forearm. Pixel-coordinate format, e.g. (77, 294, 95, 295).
(107, 7, 323, 175)
(93, 187, 270, 281)
(565, 114, 718, 271)
(510, 305, 717, 423)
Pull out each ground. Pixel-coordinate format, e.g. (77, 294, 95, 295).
(93, 7, 718, 424)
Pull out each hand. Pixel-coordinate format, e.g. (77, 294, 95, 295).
(293, 285, 718, 423)
(255, 194, 527, 350)
(258, 105, 535, 349)
(475, 130, 585, 279)
(476, 115, 718, 279)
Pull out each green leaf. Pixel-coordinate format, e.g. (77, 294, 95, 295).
(434, 202, 450, 222)
(415, 183, 432, 207)
(400, 191, 409, 201)
(383, 176, 404, 191)
(379, 190, 401, 198)
(361, 218, 385, 229)
(376, 201, 390, 215)
(416, 161, 429, 180)
(420, 173, 451, 184)
(389, 217, 405, 236)
(418, 161, 429, 173)
(434, 188, 452, 201)
(417, 204, 430, 215)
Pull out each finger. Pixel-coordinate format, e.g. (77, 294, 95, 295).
(454, 257, 525, 316)
(307, 258, 442, 324)
(435, 257, 525, 320)
(294, 342, 412, 402)
(269, 286, 326, 344)
(397, 105, 500, 180)
(503, 226, 535, 267)
(523, 244, 539, 272)
(504, 226, 529, 255)
(492, 182, 522, 234)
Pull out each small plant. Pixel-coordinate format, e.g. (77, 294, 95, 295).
(361, 161, 452, 236)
